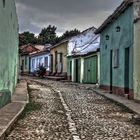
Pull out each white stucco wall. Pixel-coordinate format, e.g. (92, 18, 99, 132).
(71, 59, 75, 82)
(80, 58, 84, 83)
(67, 27, 100, 56)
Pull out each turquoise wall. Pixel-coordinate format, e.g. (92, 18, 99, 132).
(0, 0, 19, 108)
(100, 5, 133, 89)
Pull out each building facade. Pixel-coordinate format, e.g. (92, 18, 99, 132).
(30, 50, 50, 73)
(50, 40, 68, 77)
(95, 0, 135, 99)
(0, 0, 19, 108)
(68, 52, 100, 84)
(67, 27, 100, 83)
(19, 44, 39, 74)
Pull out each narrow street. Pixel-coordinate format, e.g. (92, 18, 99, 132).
(7, 78, 140, 140)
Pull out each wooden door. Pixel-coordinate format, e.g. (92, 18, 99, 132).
(75, 59, 81, 83)
(84, 56, 97, 83)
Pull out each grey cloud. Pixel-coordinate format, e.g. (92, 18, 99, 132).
(15, 0, 123, 35)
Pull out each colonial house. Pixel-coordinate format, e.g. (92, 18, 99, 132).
(95, 0, 140, 100)
(19, 44, 39, 74)
(49, 40, 68, 79)
(30, 44, 51, 74)
(0, 0, 18, 108)
(67, 27, 100, 84)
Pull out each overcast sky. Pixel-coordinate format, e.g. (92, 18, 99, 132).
(15, 0, 123, 36)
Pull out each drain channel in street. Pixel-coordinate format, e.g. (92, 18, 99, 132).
(57, 90, 81, 140)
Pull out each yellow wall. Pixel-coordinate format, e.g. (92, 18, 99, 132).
(50, 42, 68, 73)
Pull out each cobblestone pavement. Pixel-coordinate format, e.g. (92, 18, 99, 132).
(7, 78, 140, 140)
(6, 81, 72, 140)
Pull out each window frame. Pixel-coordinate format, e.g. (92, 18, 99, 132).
(113, 49, 119, 68)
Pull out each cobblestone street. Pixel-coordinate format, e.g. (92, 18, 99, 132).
(7, 78, 140, 140)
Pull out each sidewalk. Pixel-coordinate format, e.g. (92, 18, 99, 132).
(0, 80, 28, 140)
(93, 88, 140, 116)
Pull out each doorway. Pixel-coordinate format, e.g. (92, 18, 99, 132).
(21, 59, 24, 72)
(124, 47, 129, 94)
(70, 60, 72, 80)
(110, 50, 113, 93)
(84, 56, 97, 83)
(50, 54, 53, 73)
(75, 59, 80, 83)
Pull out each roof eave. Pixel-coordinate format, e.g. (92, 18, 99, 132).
(50, 40, 68, 50)
(95, 0, 133, 34)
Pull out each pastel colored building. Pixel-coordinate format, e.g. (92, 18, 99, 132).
(67, 27, 100, 84)
(95, 0, 140, 100)
(0, 0, 19, 108)
(50, 40, 68, 78)
(30, 45, 51, 73)
(19, 44, 39, 74)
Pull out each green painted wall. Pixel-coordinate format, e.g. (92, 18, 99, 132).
(100, 5, 133, 89)
(0, 0, 19, 108)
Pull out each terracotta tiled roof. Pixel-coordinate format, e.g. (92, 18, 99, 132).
(19, 44, 39, 55)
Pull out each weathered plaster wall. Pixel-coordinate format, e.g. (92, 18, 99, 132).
(133, 1, 140, 100)
(71, 59, 75, 82)
(100, 5, 133, 89)
(50, 42, 68, 73)
(97, 52, 100, 84)
(80, 58, 84, 83)
(134, 21, 140, 100)
(0, 0, 19, 107)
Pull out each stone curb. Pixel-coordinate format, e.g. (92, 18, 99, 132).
(0, 80, 28, 140)
(92, 88, 140, 116)
(0, 103, 26, 140)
